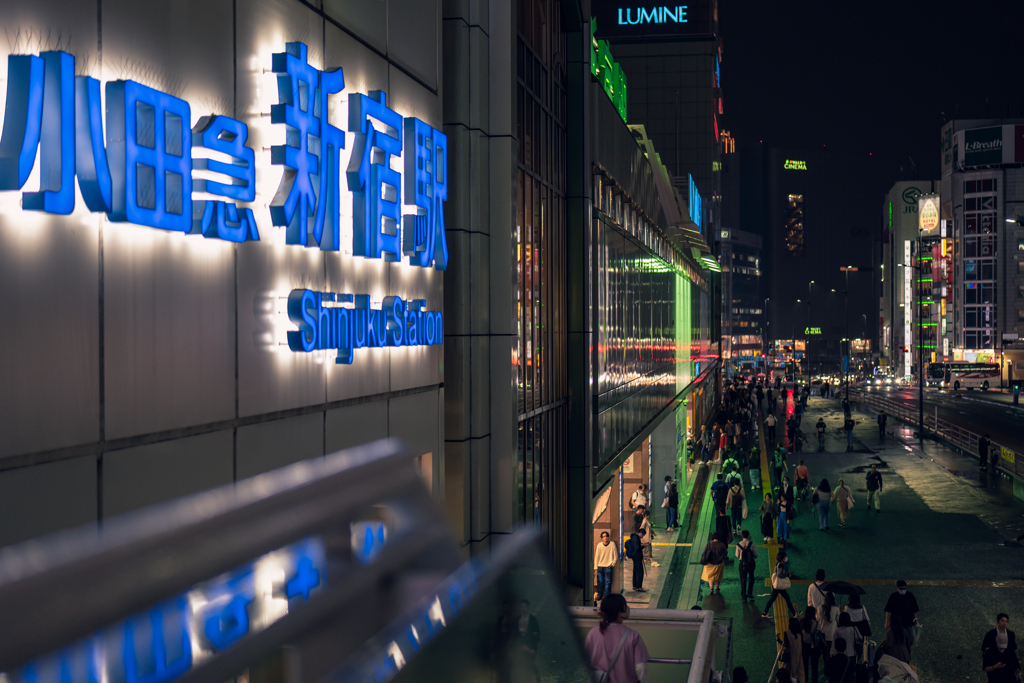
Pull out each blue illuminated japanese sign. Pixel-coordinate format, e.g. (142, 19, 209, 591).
(5, 537, 326, 683)
(286, 289, 443, 364)
(0, 44, 447, 270)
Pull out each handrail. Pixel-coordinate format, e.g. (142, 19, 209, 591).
(0, 438, 462, 676)
(568, 607, 718, 683)
(842, 390, 1017, 476)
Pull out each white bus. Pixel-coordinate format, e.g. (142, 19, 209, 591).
(937, 361, 1000, 391)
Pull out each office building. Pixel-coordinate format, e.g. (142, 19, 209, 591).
(940, 120, 1024, 379)
(763, 147, 879, 373)
(880, 181, 940, 376)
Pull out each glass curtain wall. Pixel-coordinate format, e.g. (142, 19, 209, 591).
(516, 0, 568, 574)
(593, 211, 710, 467)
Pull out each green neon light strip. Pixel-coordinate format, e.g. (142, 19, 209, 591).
(915, 322, 938, 326)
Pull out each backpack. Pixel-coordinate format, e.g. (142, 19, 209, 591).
(774, 451, 785, 469)
(711, 482, 725, 502)
(624, 534, 640, 560)
(738, 541, 755, 568)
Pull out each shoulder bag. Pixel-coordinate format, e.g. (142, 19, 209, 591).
(592, 629, 630, 683)
(771, 563, 791, 590)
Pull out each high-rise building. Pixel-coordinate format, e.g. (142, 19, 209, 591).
(880, 181, 940, 377)
(940, 120, 1024, 378)
(719, 228, 764, 371)
(762, 147, 879, 374)
(594, 0, 723, 239)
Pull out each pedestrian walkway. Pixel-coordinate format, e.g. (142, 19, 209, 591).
(663, 392, 1024, 683)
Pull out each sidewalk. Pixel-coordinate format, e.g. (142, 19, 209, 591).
(676, 393, 1024, 683)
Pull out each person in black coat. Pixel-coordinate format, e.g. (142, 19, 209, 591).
(983, 614, 1020, 683)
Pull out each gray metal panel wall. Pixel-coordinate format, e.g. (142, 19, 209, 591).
(0, 0, 447, 547)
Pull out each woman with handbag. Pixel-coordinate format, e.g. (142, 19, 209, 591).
(831, 479, 854, 529)
(584, 594, 651, 683)
(700, 532, 728, 594)
(762, 551, 800, 620)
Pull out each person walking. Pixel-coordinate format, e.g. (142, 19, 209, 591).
(824, 637, 853, 683)
(979, 433, 992, 470)
(666, 483, 680, 530)
(762, 550, 799, 620)
(748, 447, 762, 489)
(843, 415, 856, 451)
(735, 530, 758, 602)
(711, 473, 728, 515)
(866, 464, 883, 512)
(583, 594, 651, 683)
(878, 615, 911, 663)
(760, 492, 777, 542)
(830, 613, 859, 658)
(807, 569, 827, 614)
(816, 417, 827, 451)
(982, 613, 1020, 683)
(817, 591, 841, 654)
(726, 480, 747, 534)
(813, 479, 833, 531)
(832, 478, 854, 529)
(844, 593, 872, 640)
(773, 446, 789, 488)
(593, 531, 618, 603)
(766, 412, 778, 443)
(777, 486, 792, 544)
(802, 607, 825, 683)
(783, 618, 807, 683)
(796, 460, 810, 501)
(884, 580, 920, 656)
(877, 411, 888, 440)
(700, 532, 728, 594)
(787, 415, 799, 447)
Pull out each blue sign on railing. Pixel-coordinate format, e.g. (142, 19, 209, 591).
(5, 537, 327, 683)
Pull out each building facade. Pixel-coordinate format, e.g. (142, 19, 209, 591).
(880, 181, 940, 376)
(0, 0, 458, 549)
(0, 0, 724, 606)
(719, 228, 763, 372)
(941, 120, 1024, 376)
(763, 147, 879, 374)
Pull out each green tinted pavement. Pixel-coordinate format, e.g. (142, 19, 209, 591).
(672, 395, 1024, 683)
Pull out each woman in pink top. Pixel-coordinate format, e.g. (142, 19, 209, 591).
(584, 594, 651, 682)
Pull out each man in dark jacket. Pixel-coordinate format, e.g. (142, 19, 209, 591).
(982, 613, 1020, 683)
(980, 434, 992, 470)
(866, 464, 883, 512)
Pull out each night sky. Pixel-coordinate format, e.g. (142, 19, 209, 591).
(721, 0, 1024, 197)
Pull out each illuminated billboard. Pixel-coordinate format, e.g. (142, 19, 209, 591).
(592, 0, 716, 40)
(918, 194, 940, 238)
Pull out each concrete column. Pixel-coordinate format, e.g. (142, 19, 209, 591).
(441, 0, 517, 558)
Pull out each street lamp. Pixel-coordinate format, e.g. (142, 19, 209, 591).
(898, 260, 926, 445)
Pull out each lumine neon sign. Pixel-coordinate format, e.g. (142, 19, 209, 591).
(617, 6, 689, 24)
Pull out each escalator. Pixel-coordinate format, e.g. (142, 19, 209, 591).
(0, 440, 592, 683)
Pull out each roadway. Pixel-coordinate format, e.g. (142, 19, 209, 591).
(856, 384, 1024, 453)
